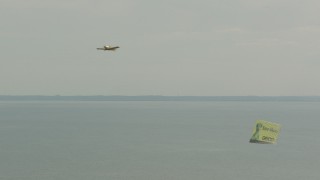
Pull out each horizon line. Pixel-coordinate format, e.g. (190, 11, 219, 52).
(1, 95, 320, 102)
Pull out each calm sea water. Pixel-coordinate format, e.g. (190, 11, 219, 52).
(0, 100, 320, 180)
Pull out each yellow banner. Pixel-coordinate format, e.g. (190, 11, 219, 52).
(249, 120, 281, 144)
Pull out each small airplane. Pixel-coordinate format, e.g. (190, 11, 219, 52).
(97, 45, 120, 51)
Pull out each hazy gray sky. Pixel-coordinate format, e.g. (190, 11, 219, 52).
(1, 0, 320, 96)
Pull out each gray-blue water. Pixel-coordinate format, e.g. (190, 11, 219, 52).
(1, 101, 320, 180)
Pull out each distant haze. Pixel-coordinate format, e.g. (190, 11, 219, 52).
(1, 0, 320, 96)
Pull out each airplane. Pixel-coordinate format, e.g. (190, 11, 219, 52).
(97, 45, 120, 51)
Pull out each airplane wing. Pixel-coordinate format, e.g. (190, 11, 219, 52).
(106, 47, 119, 51)
(110, 46, 120, 50)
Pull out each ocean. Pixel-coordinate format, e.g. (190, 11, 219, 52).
(0, 99, 320, 180)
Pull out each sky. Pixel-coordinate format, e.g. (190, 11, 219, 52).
(1, 0, 320, 96)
